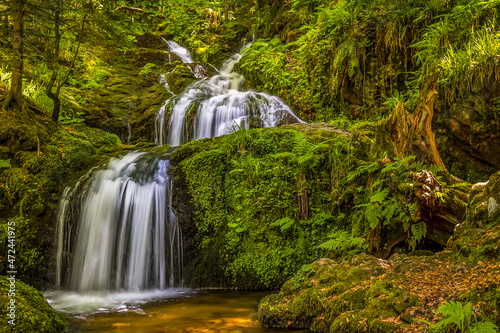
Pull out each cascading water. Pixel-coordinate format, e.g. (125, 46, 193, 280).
(50, 152, 186, 313)
(50, 40, 304, 315)
(155, 43, 304, 146)
(164, 39, 194, 64)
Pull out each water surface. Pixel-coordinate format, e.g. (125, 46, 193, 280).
(68, 290, 304, 333)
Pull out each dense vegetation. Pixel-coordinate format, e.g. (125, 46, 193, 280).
(1, 0, 500, 332)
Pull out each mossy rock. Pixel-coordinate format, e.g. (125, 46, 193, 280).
(450, 171, 500, 260)
(134, 49, 172, 67)
(0, 276, 67, 332)
(461, 171, 500, 230)
(259, 254, 417, 332)
(136, 32, 166, 49)
(166, 65, 196, 94)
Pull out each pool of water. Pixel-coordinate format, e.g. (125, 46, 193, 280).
(48, 290, 304, 333)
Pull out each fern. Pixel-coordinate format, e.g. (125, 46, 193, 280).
(471, 322, 499, 333)
(432, 301, 499, 333)
(318, 228, 365, 254)
(345, 161, 379, 182)
(408, 222, 427, 250)
(364, 204, 383, 229)
(0, 159, 11, 168)
(370, 188, 389, 203)
(271, 217, 295, 232)
(434, 301, 473, 332)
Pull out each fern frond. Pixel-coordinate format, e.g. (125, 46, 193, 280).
(471, 322, 499, 333)
(365, 205, 382, 229)
(370, 188, 389, 203)
(317, 228, 365, 254)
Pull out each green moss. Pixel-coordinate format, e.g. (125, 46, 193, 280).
(329, 311, 365, 333)
(258, 254, 419, 332)
(459, 282, 500, 326)
(172, 126, 366, 288)
(166, 65, 196, 94)
(0, 276, 67, 332)
(0, 112, 125, 286)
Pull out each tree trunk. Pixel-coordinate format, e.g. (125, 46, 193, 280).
(50, 95, 61, 121)
(7, 0, 24, 109)
(373, 79, 470, 258)
(385, 77, 446, 170)
(46, 1, 85, 122)
(297, 172, 309, 220)
(47, 0, 61, 121)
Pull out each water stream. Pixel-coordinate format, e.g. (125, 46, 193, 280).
(156, 43, 304, 147)
(49, 41, 304, 330)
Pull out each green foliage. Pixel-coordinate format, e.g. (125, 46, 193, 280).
(432, 301, 498, 333)
(245, 0, 500, 124)
(344, 155, 445, 251)
(156, 0, 208, 41)
(0, 218, 43, 280)
(240, 37, 298, 100)
(82, 66, 111, 90)
(317, 228, 366, 256)
(174, 127, 358, 288)
(0, 159, 11, 168)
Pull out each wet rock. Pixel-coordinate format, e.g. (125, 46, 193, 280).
(408, 249, 434, 257)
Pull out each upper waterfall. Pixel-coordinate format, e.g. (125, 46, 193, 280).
(164, 39, 194, 64)
(156, 43, 305, 147)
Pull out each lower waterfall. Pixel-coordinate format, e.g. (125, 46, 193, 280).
(56, 152, 182, 292)
(50, 152, 187, 313)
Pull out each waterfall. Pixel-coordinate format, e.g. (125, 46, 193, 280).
(164, 39, 194, 64)
(155, 43, 304, 147)
(55, 152, 182, 293)
(52, 39, 304, 314)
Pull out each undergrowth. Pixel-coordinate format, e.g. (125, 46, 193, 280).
(173, 126, 447, 288)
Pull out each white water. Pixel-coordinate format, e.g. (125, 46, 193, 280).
(156, 43, 305, 147)
(52, 152, 183, 313)
(164, 39, 194, 63)
(46, 289, 191, 315)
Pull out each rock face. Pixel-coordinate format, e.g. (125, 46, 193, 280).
(435, 85, 500, 182)
(171, 175, 198, 287)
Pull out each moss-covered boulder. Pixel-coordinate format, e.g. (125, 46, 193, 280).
(259, 251, 500, 332)
(0, 276, 67, 332)
(171, 124, 372, 289)
(259, 254, 418, 332)
(450, 171, 500, 260)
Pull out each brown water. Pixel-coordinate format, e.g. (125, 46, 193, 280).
(73, 290, 303, 333)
